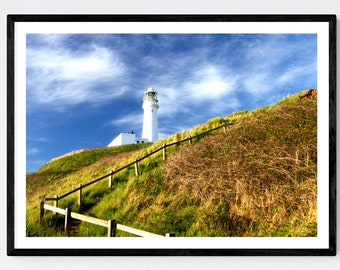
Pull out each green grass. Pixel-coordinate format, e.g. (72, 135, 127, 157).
(26, 90, 317, 237)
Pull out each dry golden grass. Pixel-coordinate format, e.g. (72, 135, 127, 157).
(163, 98, 317, 236)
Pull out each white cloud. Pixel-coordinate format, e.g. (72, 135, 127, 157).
(27, 42, 127, 110)
(27, 147, 39, 155)
(155, 64, 237, 110)
(276, 61, 317, 86)
(185, 65, 237, 99)
(107, 113, 143, 128)
(27, 136, 50, 142)
(238, 36, 316, 97)
(242, 72, 272, 95)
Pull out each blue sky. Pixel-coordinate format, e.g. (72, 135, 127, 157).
(26, 34, 317, 172)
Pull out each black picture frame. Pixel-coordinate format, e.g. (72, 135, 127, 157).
(7, 14, 336, 256)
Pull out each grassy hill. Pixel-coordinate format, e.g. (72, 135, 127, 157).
(26, 90, 317, 237)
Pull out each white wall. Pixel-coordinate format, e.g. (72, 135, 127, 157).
(142, 107, 159, 142)
(108, 133, 136, 146)
(1, 1, 339, 270)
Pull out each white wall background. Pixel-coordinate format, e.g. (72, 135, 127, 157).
(1, 0, 339, 269)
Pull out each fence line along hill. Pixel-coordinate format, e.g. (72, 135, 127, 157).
(26, 89, 317, 237)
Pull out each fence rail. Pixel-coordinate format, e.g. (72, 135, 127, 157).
(40, 122, 233, 236)
(41, 203, 172, 237)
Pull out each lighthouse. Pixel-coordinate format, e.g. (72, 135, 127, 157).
(142, 87, 159, 142)
(108, 87, 159, 147)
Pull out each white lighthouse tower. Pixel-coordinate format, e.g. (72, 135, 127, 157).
(107, 87, 159, 147)
(142, 87, 159, 142)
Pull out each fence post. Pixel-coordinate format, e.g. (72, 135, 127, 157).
(53, 195, 58, 215)
(64, 207, 71, 232)
(39, 196, 46, 223)
(223, 125, 227, 133)
(162, 143, 166, 160)
(134, 160, 139, 176)
(108, 219, 117, 237)
(189, 136, 192, 145)
(108, 170, 113, 188)
(78, 184, 82, 206)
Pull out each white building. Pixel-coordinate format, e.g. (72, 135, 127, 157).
(108, 87, 159, 147)
(107, 132, 148, 147)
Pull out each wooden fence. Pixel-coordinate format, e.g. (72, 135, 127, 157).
(40, 123, 232, 236)
(40, 203, 173, 237)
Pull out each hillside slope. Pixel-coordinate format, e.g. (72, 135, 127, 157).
(26, 90, 317, 237)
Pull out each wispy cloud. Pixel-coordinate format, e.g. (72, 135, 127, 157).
(27, 147, 39, 155)
(276, 61, 317, 87)
(184, 65, 237, 99)
(108, 113, 143, 128)
(27, 36, 127, 111)
(27, 136, 50, 142)
(230, 35, 317, 101)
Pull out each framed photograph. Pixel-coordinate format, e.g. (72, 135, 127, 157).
(7, 14, 336, 256)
